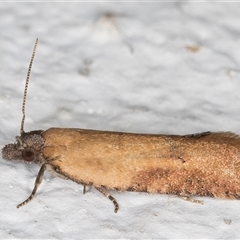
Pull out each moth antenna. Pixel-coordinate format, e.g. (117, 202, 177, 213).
(20, 38, 38, 135)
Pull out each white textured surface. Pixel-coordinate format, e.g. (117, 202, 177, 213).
(1, 2, 240, 239)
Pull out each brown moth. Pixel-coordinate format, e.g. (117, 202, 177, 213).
(2, 39, 240, 213)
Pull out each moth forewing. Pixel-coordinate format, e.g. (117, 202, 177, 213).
(41, 129, 240, 197)
(2, 39, 240, 213)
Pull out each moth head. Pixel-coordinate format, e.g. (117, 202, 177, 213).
(2, 130, 44, 163)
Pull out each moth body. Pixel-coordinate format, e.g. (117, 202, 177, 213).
(2, 128, 240, 212)
(2, 39, 240, 213)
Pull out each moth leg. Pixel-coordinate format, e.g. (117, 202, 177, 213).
(17, 164, 47, 208)
(180, 195, 204, 205)
(83, 185, 93, 194)
(95, 187, 119, 213)
(83, 185, 86, 194)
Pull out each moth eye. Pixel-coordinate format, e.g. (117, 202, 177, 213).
(22, 149, 35, 162)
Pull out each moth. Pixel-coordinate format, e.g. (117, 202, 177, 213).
(2, 39, 240, 213)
